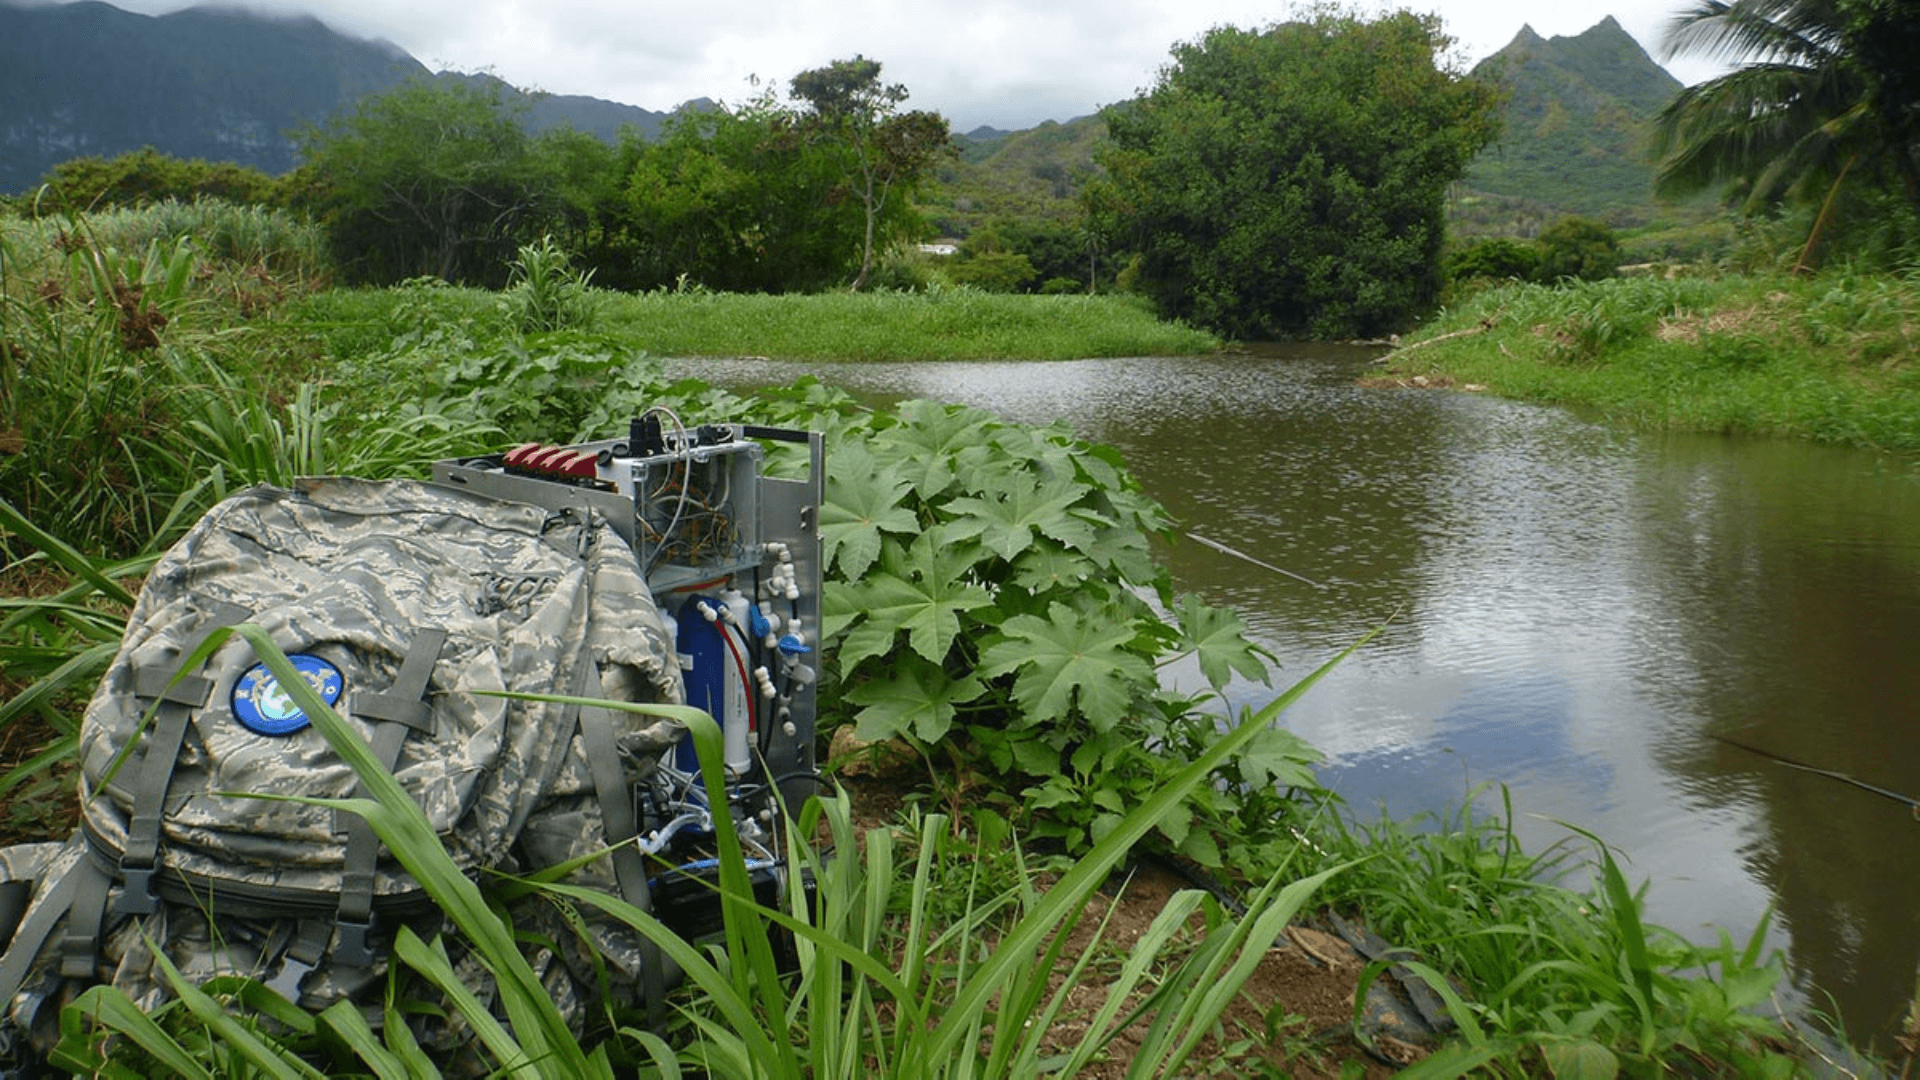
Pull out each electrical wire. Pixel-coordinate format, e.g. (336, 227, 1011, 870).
(639, 404, 691, 575)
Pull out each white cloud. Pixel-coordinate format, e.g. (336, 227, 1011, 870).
(77, 0, 1725, 129)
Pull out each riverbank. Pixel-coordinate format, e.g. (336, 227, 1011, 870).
(1373, 272, 1920, 455)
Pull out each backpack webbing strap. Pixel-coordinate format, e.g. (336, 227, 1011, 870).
(574, 666, 674, 1024)
(0, 851, 99, 1006)
(578, 711, 648, 909)
(0, 882, 31, 954)
(116, 600, 253, 918)
(332, 628, 448, 970)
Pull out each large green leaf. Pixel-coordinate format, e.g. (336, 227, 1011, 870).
(1175, 595, 1272, 690)
(838, 529, 994, 666)
(962, 423, 1081, 491)
(818, 441, 919, 580)
(942, 470, 1095, 562)
(977, 601, 1156, 729)
(1237, 726, 1324, 790)
(1009, 542, 1103, 596)
(869, 400, 994, 499)
(845, 664, 985, 743)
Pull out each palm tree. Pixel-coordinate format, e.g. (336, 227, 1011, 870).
(1649, 0, 1920, 259)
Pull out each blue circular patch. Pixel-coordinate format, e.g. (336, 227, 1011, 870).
(231, 654, 343, 736)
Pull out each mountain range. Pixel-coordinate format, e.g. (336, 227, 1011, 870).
(2, 1, 1689, 229)
(0, 0, 679, 192)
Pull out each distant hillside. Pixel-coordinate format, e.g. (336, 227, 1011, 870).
(1457, 17, 1688, 232)
(930, 115, 1106, 237)
(0, 1, 675, 193)
(435, 71, 681, 145)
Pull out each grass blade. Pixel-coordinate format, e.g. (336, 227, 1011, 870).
(55, 986, 216, 1079)
(922, 633, 1372, 1069)
(0, 494, 138, 607)
(316, 999, 418, 1080)
(146, 945, 328, 1080)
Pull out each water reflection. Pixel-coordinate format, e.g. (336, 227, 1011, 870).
(1632, 434, 1920, 1042)
(677, 351, 1920, 1046)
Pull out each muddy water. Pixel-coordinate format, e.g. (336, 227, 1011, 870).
(675, 348, 1920, 1045)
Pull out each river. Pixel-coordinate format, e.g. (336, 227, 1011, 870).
(673, 347, 1920, 1047)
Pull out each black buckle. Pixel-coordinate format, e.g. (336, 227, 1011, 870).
(333, 915, 377, 969)
(115, 861, 157, 917)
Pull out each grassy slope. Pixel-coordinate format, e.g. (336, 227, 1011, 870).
(1382, 272, 1920, 453)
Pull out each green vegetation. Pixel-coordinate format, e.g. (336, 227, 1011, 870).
(1092, 9, 1502, 339)
(1652, 0, 1920, 215)
(1447, 216, 1625, 286)
(788, 56, 954, 291)
(292, 77, 598, 287)
(931, 117, 1106, 238)
(297, 279, 1217, 364)
(1651, 0, 1920, 269)
(1536, 216, 1625, 281)
(612, 92, 871, 294)
(1313, 789, 1799, 1076)
(1, 199, 1867, 1076)
(1381, 272, 1920, 453)
(29, 147, 286, 213)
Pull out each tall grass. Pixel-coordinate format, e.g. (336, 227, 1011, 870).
(0, 206, 491, 559)
(0, 496, 151, 818)
(1388, 272, 1920, 453)
(589, 285, 1220, 361)
(1, 220, 209, 555)
(1307, 785, 1800, 1075)
(295, 281, 1219, 363)
(0, 198, 326, 283)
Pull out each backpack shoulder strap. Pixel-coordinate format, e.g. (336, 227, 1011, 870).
(573, 662, 677, 1022)
(114, 599, 253, 918)
(331, 627, 448, 971)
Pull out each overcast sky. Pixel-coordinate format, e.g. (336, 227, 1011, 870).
(79, 0, 1723, 131)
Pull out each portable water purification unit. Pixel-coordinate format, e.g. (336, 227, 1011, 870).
(433, 408, 823, 936)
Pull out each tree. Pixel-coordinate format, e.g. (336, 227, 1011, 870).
(35, 148, 281, 211)
(295, 78, 552, 286)
(612, 90, 866, 292)
(1091, 10, 1501, 339)
(1445, 237, 1542, 283)
(955, 217, 1096, 293)
(789, 56, 952, 290)
(1650, 0, 1920, 258)
(1535, 216, 1622, 281)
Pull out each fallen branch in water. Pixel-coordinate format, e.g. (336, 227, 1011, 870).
(1384, 316, 1497, 358)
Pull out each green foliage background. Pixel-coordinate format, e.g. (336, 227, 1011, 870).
(1092, 10, 1503, 339)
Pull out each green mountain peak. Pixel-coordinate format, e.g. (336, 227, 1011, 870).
(1459, 16, 1685, 229)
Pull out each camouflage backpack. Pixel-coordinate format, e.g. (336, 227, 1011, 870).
(0, 477, 688, 1060)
